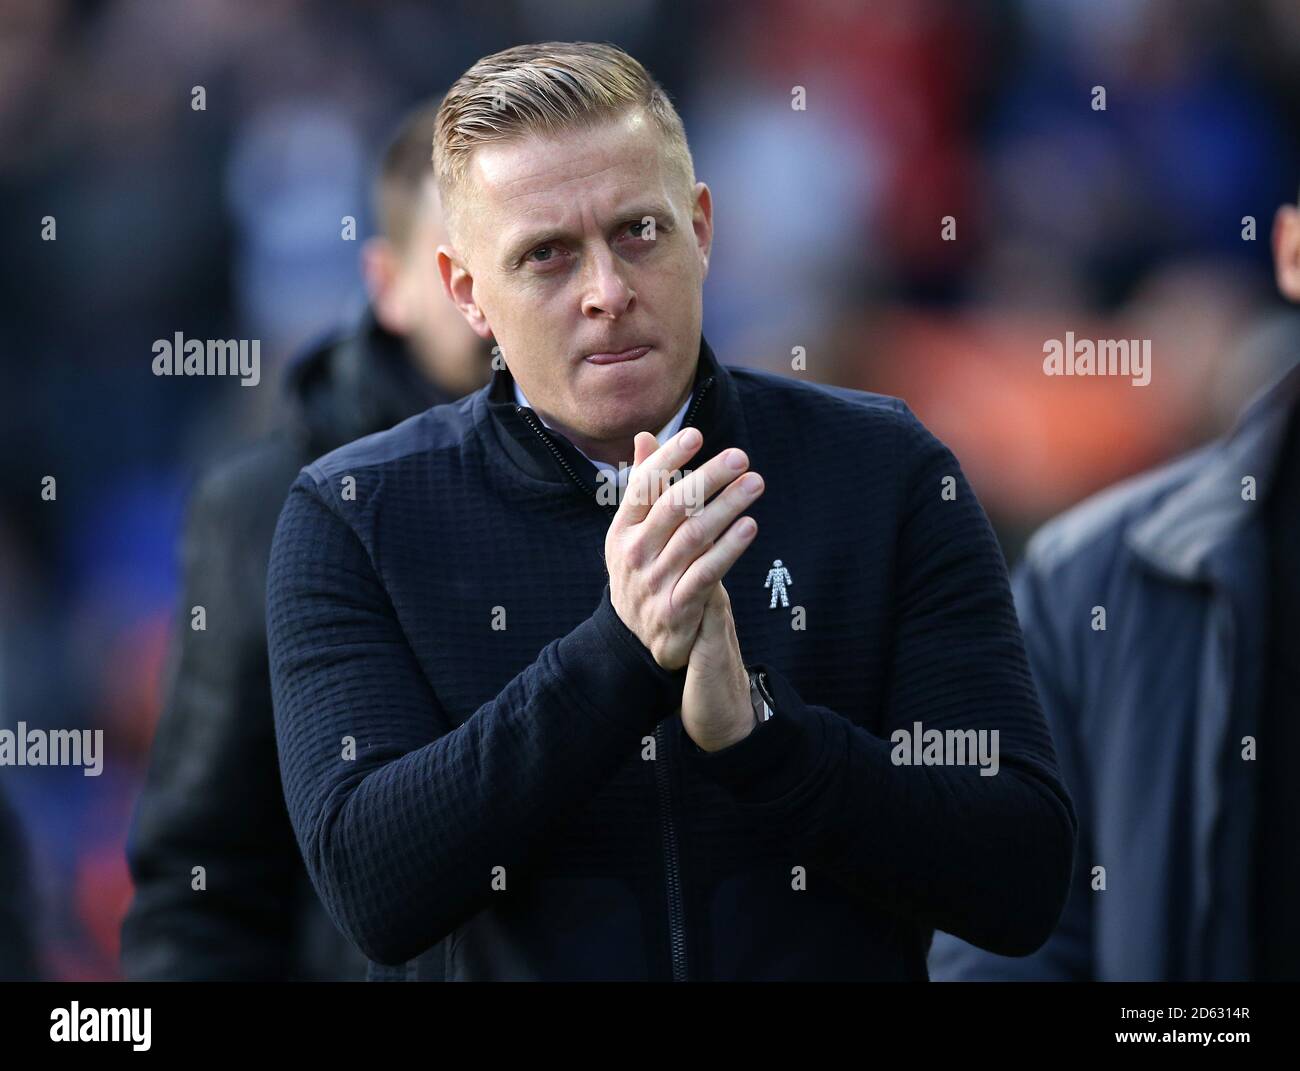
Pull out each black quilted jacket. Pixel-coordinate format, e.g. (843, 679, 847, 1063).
(266, 335, 1076, 981)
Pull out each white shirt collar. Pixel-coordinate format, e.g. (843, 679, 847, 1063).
(513, 380, 693, 490)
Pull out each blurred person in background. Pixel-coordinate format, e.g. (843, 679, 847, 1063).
(120, 99, 492, 981)
(0, 782, 40, 980)
(930, 195, 1300, 981)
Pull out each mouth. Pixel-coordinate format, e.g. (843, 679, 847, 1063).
(583, 345, 651, 366)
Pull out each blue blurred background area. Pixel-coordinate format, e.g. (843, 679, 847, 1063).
(2, 0, 1299, 979)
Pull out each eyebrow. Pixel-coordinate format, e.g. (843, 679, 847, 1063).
(501, 202, 675, 267)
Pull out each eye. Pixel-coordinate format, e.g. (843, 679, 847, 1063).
(626, 219, 651, 240)
(526, 244, 557, 264)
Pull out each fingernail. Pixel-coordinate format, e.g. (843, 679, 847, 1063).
(742, 473, 762, 492)
(726, 449, 746, 470)
(680, 428, 701, 449)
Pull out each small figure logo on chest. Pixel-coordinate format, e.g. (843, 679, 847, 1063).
(764, 559, 793, 609)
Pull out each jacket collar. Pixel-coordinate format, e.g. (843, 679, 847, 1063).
(283, 305, 459, 456)
(1126, 360, 1300, 583)
(481, 334, 743, 511)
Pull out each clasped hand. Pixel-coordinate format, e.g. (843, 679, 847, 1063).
(605, 428, 765, 752)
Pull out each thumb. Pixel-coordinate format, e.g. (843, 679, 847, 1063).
(689, 583, 733, 669)
(632, 431, 657, 470)
(700, 581, 727, 629)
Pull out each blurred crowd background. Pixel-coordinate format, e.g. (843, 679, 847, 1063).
(2, 0, 1300, 979)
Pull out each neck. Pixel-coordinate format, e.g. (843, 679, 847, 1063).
(572, 432, 638, 469)
(408, 336, 492, 398)
(537, 377, 694, 468)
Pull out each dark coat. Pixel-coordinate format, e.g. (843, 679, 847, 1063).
(267, 335, 1076, 981)
(121, 311, 459, 980)
(930, 362, 1300, 980)
(0, 782, 39, 980)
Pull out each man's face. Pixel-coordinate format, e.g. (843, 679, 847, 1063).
(438, 108, 713, 456)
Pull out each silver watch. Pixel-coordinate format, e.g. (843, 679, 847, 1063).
(748, 668, 774, 725)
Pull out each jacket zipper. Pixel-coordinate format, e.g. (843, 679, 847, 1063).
(515, 376, 715, 519)
(655, 719, 689, 981)
(515, 406, 617, 516)
(515, 375, 714, 981)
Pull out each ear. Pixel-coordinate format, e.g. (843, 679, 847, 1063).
(1272, 205, 1300, 304)
(437, 242, 494, 340)
(362, 237, 407, 334)
(690, 181, 714, 280)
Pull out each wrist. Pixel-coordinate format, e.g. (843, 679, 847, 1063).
(693, 667, 771, 753)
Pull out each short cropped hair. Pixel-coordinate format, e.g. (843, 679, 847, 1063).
(374, 98, 443, 253)
(432, 41, 694, 247)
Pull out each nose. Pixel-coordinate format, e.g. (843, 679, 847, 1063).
(580, 245, 636, 319)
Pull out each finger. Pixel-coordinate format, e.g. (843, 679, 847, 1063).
(614, 426, 703, 529)
(632, 431, 657, 470)
(673, 516, 758, 607)
(623, 432, 657, 502)
(638, 447, 749, 550)
(655, 469, 764, 579)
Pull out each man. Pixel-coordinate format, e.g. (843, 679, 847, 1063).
(0, 783, 39, 980)
(267, 41, 1076, 982)
(121, 100, 491, 981)
(929, 198, 1300, 981)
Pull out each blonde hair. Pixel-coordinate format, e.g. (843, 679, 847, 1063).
(432, 41, 694, 245)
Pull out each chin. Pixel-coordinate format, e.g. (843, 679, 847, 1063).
(570, 350, 690, 429)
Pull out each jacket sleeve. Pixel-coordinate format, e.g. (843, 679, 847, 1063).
(678, 402, 1078, 958)
(929, 551, 1095, 979)
(122, 464, 302, 980)
(266, 472, 688, 966)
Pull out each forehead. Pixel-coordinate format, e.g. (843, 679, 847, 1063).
(468, 109, 676, 220)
